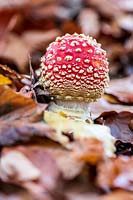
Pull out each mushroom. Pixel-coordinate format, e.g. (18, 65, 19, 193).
(39, 33, 109, 119)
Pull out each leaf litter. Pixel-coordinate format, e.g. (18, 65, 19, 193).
(0, 0, 133, 199)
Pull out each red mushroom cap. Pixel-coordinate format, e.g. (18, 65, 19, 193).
(40, 33, 109, 103)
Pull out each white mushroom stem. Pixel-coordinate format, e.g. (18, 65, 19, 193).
(47, 100, 93, 123)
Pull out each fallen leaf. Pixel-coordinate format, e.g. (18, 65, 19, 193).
(0, 150, 40, 182)
(0, 85, 55, 146)
(0, 146, 64, 200)
(0, 64, 30, 90)
(78, 8, 100, 37)
(30, 4, 58, 20)
(101, 21, 122, 38)
(105, 76, 133, 104)
(71, 138, 104, 165)
(0, 0, 29, 42)
(0, 0, 29, 9)
(67, 192, 101, 200)
(61, 20, 81, 35)
(0, 85, 37, 116)
(0, 74, 12, 85)
(22, 29, 61, 51)
(90, 96, 133, 120)
(0, 11, 17, 43)
(97, 156, 133, 191)
(55, 0, 82, 20)
(117, 14, 133, 32)
(115, 140, 133, 156)
(87, 0, 122, 18)
(115, 0, 133, 12)
(125, 35, 133, 53)
(53, 151, 84, 180)
(103, 190, 133, 200)
(106, 43, 125, 63)
(0, 33, 30, 73)
(0, 181, 33, 200)
(95, 111, 133, 143)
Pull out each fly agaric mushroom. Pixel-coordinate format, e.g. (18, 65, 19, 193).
(40, 33, 109, 115)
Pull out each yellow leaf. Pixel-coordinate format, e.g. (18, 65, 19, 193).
(0, 74, 12, 85)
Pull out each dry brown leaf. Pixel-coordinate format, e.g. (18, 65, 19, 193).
(97, 156, 133, 191)
(68, 190, 133, 200)
(0, 121, 55, 146)
(30, 4, 58, 19)
(0, 33, 30, 73)
(115, 0, 133, 12)
(54, 152, 84, 180)
(95, 111, 133, 143)
(0, 85, 36, 116)
(117, 14, 133, 32)
(0, 0, 29, 40)
(22, 29, 61, 51)
(0, 0, 29, 9)
(115, 140, 133, 156)
(61, 20, 81, 35)
(125, 35, 133, 53)
(0, 12, 17, 43)
(30, 0, 55, 6)
(78, 8, 100, 37)
(0, 30, 60, 74)
(90, 98, 133, 120)
(67, 193, 101, 200)
(71, 138, 104, 164)
(103, 190, 133, 200)
(105, 76, 133, 104)
(0, 181, 34, 200)
(87, 0, 122, 18)
(0, 146, 64, 200)
(0, 85, 55, 146)
(0, 150, 41, 182)
(101, 21, 122, 38)
(106, 43, 125, 62)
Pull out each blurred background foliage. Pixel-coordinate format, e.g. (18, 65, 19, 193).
(0, 0, 132, 78)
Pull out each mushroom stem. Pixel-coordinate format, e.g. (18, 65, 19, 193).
(82, 104, 92, 122)
(47, 100, 93, 123)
